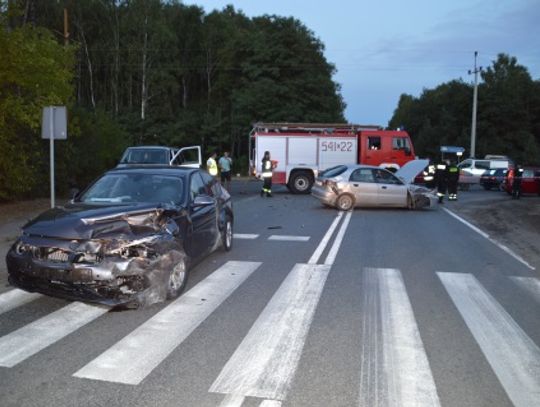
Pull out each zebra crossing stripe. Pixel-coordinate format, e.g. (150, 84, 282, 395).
(0, 302, 109, 367)
(0, 289, 42, 316)
(74, 261, 261, 385)
(360, 268, 441, 407)
(510, 276, 540, 302)
(438, 272, 540, 407)
(209, 263, 331, 400)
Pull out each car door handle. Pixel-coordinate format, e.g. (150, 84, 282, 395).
(353, 183, 359, 187)
(381, 186, 387, 189)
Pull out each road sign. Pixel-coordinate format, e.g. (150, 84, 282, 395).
(41, 106, 67, 139)
(42, 106, 67, 208)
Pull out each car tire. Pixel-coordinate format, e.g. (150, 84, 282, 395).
(222, 216, 233, 251)
(289, 171, 313, 194)
(167, 256, 189, 300)
(336, 193, 355, 211)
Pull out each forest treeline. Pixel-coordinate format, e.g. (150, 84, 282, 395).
(1, 1, 539, 201)
(0, 0, 345, 200)
(389, 54, 540, 164)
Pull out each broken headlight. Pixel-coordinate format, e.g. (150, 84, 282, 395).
(14, 240, 37, 256)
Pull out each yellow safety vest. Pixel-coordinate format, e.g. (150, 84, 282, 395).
(207, 157, 218, 176)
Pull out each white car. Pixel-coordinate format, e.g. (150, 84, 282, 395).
(311, 160, 437, 210)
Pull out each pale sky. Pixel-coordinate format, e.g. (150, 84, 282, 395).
(183, 0, 540, 126)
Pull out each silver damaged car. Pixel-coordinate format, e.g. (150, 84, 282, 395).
(311, 159, 437, 210)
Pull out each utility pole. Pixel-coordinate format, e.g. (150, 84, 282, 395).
(64, 8, 69, 46)
(468, 51, 482, 158)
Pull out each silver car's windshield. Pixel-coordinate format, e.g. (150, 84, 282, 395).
(80, 173, 184, 204)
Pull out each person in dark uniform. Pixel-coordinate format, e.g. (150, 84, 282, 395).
(261, 151, 273, 197)
(435, 160, 448, 203)
(447, 160, 459, 200)
(512, 165, 523, 199)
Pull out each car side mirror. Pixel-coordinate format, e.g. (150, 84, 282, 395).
(193, 195, 214, 207)
(70, 188, 80, 203)
(404, 147, 411, 156)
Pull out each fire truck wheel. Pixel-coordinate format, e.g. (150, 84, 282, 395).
(289, 171, 313, 194)
(336, 193, 355, 211)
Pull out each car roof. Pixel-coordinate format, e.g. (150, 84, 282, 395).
(106, 165, 199, 176)
(124, 146, 177, 151)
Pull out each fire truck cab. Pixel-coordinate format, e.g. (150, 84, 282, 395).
(249, 122, 415, 193)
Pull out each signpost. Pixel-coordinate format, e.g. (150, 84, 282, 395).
(41, 106, 67, 208)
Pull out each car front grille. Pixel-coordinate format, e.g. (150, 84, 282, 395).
(46, 249, 70, 263)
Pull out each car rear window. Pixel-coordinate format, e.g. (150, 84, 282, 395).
(320, 165, 347, 178)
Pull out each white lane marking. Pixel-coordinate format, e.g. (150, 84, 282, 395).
(0, 289, 42, 315)
(438, 272, 540, 407)
(210, 263, 331, 400)
(442, 208, 535, 270)
(324, 211, 352, 266)
(441, 207, 489, 238)
(510, 276, 540, 303)
(360, 268, 441, 407)
(259, 400, 282, 407)
(233, 234, 259, 239)
(308, 211, 343, 264)
(74, 261, 261, 385)
(268, 235, 310, 242)
(0, 302, 108, 367)
(218, 394, 245, 407)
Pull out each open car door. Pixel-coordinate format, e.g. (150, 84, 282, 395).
(171, 146, 202, 168)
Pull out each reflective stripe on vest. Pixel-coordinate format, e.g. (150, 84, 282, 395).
(436, 164, 447, 170)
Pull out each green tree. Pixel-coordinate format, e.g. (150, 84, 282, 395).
(0, 21, 75, 199)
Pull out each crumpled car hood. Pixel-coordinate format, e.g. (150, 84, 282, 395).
(22, 202, 178, 240)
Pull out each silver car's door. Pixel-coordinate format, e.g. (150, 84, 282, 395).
(348, 168, 378, 206)
(373, 169, 408, 206)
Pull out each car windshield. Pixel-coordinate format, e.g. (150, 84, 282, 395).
(80, 173, 184, 204)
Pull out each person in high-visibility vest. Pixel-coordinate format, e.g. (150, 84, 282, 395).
(447, 160, 459, 200)
(261, 151, 273, 197)
(435, 161, 448, 203)
(207, 151, 218, 178)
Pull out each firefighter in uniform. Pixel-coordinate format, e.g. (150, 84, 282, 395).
(261, 151, 273, 197)
(207, 151, 218, 179)
(512, 165, 523, 199)
(447, 160, 459, 200)
(435, 161, 448, 203)
(422, 161, 436, 189)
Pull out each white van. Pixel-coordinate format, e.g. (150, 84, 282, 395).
(458, 158, 509, 184)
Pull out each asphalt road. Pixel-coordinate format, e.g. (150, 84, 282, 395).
(1, 180, 539, 407)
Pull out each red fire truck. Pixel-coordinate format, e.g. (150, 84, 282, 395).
(249, 122, 416, 193)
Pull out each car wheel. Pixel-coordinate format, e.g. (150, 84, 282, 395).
(222, 217, 233, 251)
(289, 171, 313, 194)
(167, 256, 188, 300)
(336, 193, 354, 211)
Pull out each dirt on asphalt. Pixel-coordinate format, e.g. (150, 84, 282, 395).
(448, 191, 540, 272)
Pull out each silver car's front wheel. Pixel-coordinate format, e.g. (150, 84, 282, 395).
(336, 193, 354, 211)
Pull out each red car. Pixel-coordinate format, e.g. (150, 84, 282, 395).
(503, 166, 540, 195)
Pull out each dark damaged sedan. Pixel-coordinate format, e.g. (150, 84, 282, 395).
(6, 166, 233, 308)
